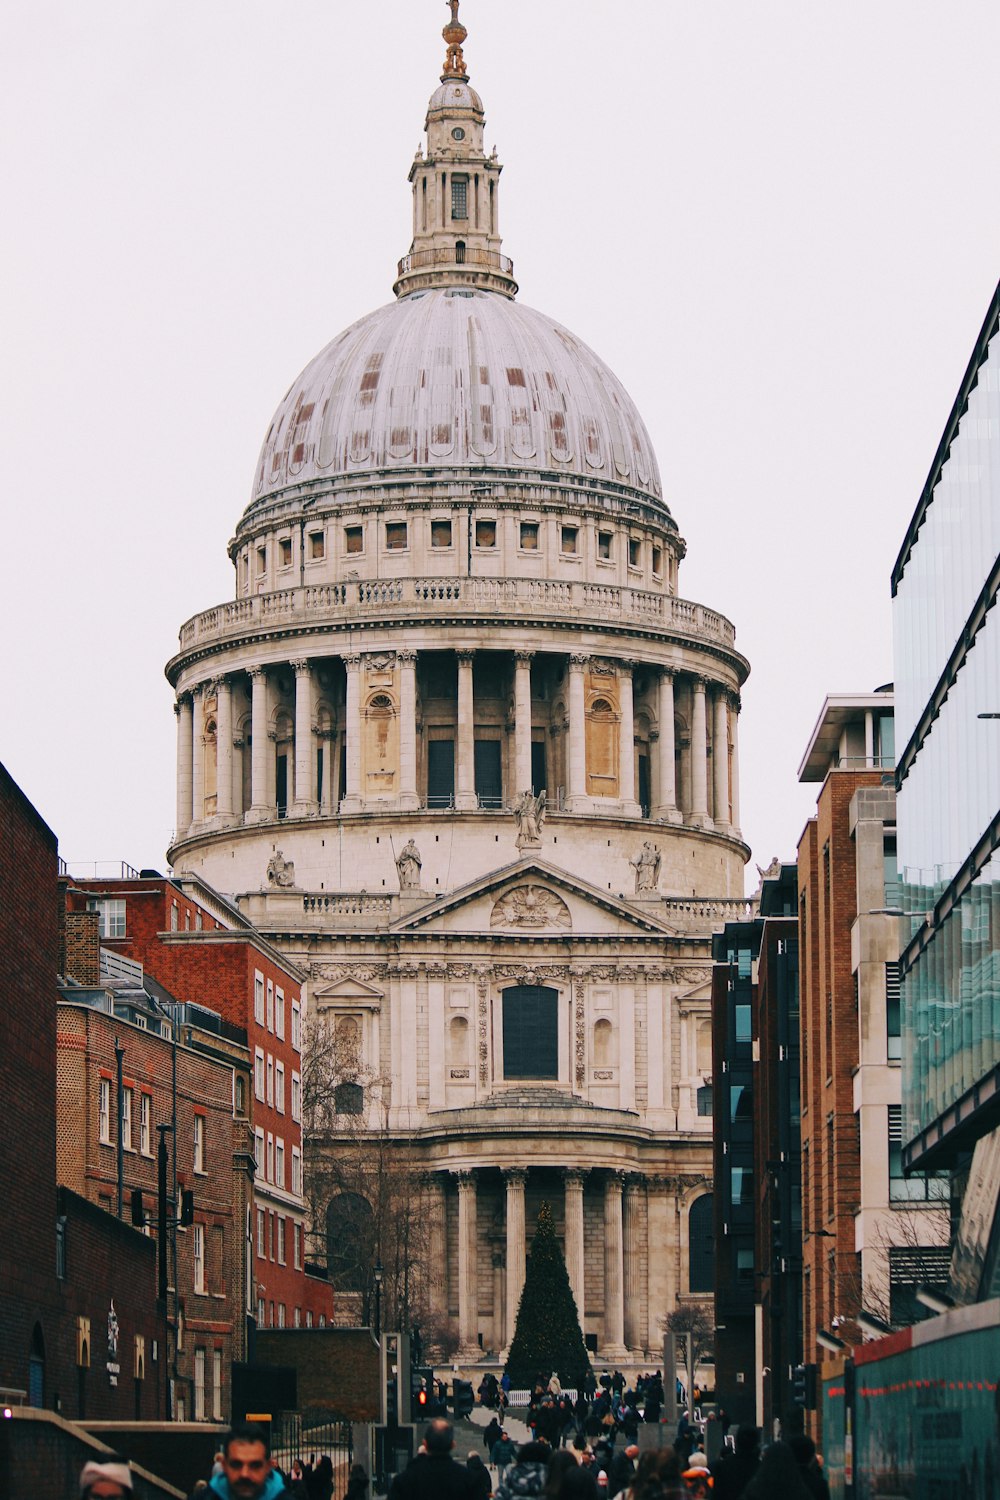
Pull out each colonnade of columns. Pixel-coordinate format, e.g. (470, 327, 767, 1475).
(434, 1165, 666, 1361)
(174, 650, 741, 841)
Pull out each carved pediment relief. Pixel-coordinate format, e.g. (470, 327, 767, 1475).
(490, 884, 572, 931)
(312, 973, 384, 1010)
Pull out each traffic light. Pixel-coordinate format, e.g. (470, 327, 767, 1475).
(411, 1366, 431, 1414)
(791, 1363, 817, 1409)
(451, 1378, 474, 1417)
(130, 1188, 145, 1228)
(385, 1370, 399, 1427)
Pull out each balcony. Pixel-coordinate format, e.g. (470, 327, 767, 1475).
(174, 577, 738, 660)
(396, 247, 514, 277)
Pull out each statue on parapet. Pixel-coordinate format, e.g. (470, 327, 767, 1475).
(396, 838, 423, 890)
(512, 788, 546, 847)
(630, 840, 661, 893)
(266, 850, 296, 888)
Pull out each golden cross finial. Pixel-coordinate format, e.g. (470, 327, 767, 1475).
(441, 0, 468, 81)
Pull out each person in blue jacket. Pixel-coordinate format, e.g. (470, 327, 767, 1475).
(210, 1425, 286, 1500)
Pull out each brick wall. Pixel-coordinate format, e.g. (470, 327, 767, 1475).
(255, 1328, 379, 1420)
(0, 1409, 185, 1500)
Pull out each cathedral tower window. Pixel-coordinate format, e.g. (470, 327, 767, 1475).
(451, 175, 468, 220)
(431, 518, 453, 548)
(520, 521, 539, 550)
(475, 519, 496, 548)
(309, 531, 325, 560)
(345, 525, 364, 555)
(279, 537, 292, 568)
(502, 985, 558, 1080)
(560, 526, 578, 555)
(598, 531, 613, 560)
(385, 521, 408, 550)
(628, 537, 641, 569)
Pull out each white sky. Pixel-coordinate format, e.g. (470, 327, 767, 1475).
(3, 1, 999, 888)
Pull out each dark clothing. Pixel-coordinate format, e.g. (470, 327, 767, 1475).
(710, 1449, 760, 1500)
(467, 1455, 492, 1500)
(495, 1459, 549, 1498)
(607, 1452, 636, 1494)
(388, 1453, 477, 1500)
(484, 1419, 503, 1453)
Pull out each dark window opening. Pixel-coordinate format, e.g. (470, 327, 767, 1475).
(276, 755, 288, 820)
(520, 522, 539, 550)
(531, 741, 547, 798)
(689, 1195, 715, 1293)
(385, 521, 407, 550)
(628, 537, 641, 568)
(334, 1081, 364, 1115)
(431, 519, 453, 548)
(474, 740, 503, 808)
(476, 519, 497, 548)
(638, 754, 650, 816)
(427, 740, 456, 807)
(598, 531, 613, 560)
(451, 176, 468, 220)
(561, 526, 578, 554)
(345, 526, 364, 554)
(503, 985, 558, 1080)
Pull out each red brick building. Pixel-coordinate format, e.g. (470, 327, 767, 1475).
(66, 874, 333, 1333)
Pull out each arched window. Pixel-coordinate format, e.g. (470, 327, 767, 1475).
(326, 1193, 374, 1291)
(204, 717, 218, 816)
(334, 1015, 362, 1074)
(586, 696, 618, 792)
(503, 985, 558, 1080)
(593, 1018, 613, 1068)
(274, 710, 293, 819)
(448, 1015, 470, 1068)
(688, 1195, 715, 1294)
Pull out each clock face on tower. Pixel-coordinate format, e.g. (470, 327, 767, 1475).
(452, 126, 465, 140)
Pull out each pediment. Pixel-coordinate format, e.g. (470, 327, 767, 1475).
(391, 858, 675, 938)
(312, 975, 384, 1008)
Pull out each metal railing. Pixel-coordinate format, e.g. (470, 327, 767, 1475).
(396, 246, 514, 276)
(176, 578, 738, 654)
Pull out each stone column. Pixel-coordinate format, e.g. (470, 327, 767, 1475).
(319, 727, 334, 813)
(248, 667, 270, 822)
(655, 670, 682, 822)
(689, 678, 710, 828)
(514, 651, 534, 795)
(292, 660, 316, 816)
(618, 662, 641, 816)
(215, 677, 235, 823)
(425, 1174, 448, 1358)
(190, 684, 206, 828)
(729, 694, 742, 836)
(398, 650, 419, 810)
(712, 685, 731, 833)
(502, 1167, 527, 1353)
(175, 695, 193, 839)
(567, 655, 588, 809)
(624, 1176, 645, 1356)
(341, 655, 362, 812)
(563, 1168, 586, 1329)
(602, 1172, 627, 1357)
(456, 651, 477, 810)
(456, 1170, 480, 1356)
(645, 1176, 672, 1353)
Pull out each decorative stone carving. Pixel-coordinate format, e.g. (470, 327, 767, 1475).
(477, 973, 489, 1086)
(629, 840, 661, 893)
(491, 885, 571, 930)
(510, 788, 546, 847)
(396, 838, 422, 889)
(574, 977, 586, 1087)
(266, 850, 297, 888)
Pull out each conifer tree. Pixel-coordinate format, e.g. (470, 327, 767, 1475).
(504, 1200, 592, 1388)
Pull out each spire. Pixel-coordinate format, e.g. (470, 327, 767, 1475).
(441, 0, 468, 82)
(393, 0, 517, 300)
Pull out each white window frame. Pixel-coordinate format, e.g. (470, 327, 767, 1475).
(194, 1348, 206, 1420)
(254, 972, 265, 1026)
(212, 1349, 222, 1421)
(266, 980, 274, 1033)
(140, 1092, 152, 1155)
(121, 1086, 133, 1152)
(275, 1136, 285, 1189)
(277, 1215, 286, 1266)
(193, 1223, 205, 1293)
(193, 1113, 205, 1174)
(254, 1128, 264, 1177)
(254, 1048, 264, 1101)
(278, 1302, 286, 1328)
(266, 1133, 274, 1184)
(292, 1145, 302, 1196)
(266, 1055, 274, 1107)
(291, 1000, 301, 1052)
(99, 1078, 112, 1145)
(275, 987, 285, 1039)
(257, 1207, 265, 1257)
(275, 1061, 285, 1114)
(291, 1071, 301, 1123)
(90, 897, 126, 939)
(294, 1222, 302, 1270)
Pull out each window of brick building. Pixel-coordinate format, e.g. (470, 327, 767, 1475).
(212, 1350, 222, 1421)
(292, 1000, 301, 1051)
(257, 1208, 265, 1257)
(194, 1349, 206, 1420)
(277, 1216, 286, 1266)
(266, 980, 274, 1032)
(193, 1225, 205, 1294)
(99, 1078, 112, 1144)
(275, 1062, 285, 1114)
(193, 1113, 205, 1174)
(254, 1048, 264, 1101)
(254, 973, 265, 1025)
(140, 1092, 152, 1155)
(275, 988, 285, 1040)
(89, 898, 126, 939)
(291, 1071, 301, 1122)
(122, 1087, 133, 1151)
(275, 1137, 285, 1189)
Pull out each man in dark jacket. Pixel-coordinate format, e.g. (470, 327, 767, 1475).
(388, 1421, 476, 1499)
(711, 1423, 761, 1500)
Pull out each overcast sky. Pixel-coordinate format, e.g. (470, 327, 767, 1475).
(3, 1, 999, 888)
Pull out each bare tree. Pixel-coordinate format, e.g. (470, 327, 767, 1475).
(828, 1204, 950, 1334)
(663, 1301, 715, 1365)
(301, 1012, 435, 1338)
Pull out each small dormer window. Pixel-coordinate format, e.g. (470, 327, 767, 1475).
(451, 175, 468, 220)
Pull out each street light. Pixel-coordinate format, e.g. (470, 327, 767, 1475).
(373, 1258, 384, 1340)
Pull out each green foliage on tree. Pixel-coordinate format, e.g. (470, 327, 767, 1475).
(505, 1201, 592, 1388)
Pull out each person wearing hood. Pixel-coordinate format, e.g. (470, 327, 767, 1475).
(79, 1457, 134, 1499)
(710, 1423, 760, 1500)
(495, 1439, 552, 1498)
(467, 1451, 493, 1500)
(210, 1426, 286, 1500)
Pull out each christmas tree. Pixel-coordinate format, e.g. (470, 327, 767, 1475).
(505, 1200, 592, 1388)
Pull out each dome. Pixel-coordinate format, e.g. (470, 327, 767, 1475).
(427, 80, 483, 115)
(248, 288, 666, 519)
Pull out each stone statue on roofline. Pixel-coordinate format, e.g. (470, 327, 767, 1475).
(512, 788, 546, 848)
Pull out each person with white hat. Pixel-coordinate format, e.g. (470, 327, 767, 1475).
(79, 1456, 132, 1498)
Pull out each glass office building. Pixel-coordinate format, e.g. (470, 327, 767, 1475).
(892, 280, 1000, 1174)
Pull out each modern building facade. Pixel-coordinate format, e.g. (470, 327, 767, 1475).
(711, 863, 800, 1432)
(892, 277, 1000, 1302)
(796, 692, 948, 1413)
(162, 7, 752, 1359)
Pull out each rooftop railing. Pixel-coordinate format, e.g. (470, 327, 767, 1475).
(396, 247, 514, 276)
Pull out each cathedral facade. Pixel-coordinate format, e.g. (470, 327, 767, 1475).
(166, 6, 750, 1362)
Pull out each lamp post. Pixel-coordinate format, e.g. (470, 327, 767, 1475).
(373, 1258, 383, 1341)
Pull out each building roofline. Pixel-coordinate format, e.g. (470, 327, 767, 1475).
(796, 691, 894, 783)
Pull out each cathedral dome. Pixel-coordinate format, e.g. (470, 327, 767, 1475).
(248, 288, 665, 518)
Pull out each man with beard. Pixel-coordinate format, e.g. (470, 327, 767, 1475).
(210, 1426, 286, 1500)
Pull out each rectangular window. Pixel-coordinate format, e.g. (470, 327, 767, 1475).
(254, 1048, 264, 1101)
(275, 1137, 285, 1189)
(121, 1087, 133, 1151)
(254, 973, 265, 1025)
(889, 1105, 949, 1201)
(266, 1055, 274, 1107)
(734, 1004, 752, 1044)
(212, 1350, 222, 1422)
(279, 537, 292, 568)
(193, 1224, 205, 1293)
(520, 521, 539, 550)
(275, 988, 285, 1040)
(257, 1208, 265, 1257)
(292, 1145, 302, 1195)
(90, 898, 126, 939)
(275, 1061, 285, 1114)
(652, 545, 663, 575)
(598, 531, 613, 560)
(886, 962, 901, 1061)
(294, 1223, 302, 1270)
(193, 1113, 205, 1174)
(268, 1213, 275, 1261)
(256, 545, 266, 576)
(254, 1128, 264, 1177)
(266, 980, 274, 1032)
(385, 521, 408, 550)
(294, 1307, 302, 1328)
(99, 1077, 112, 1144)
(292, 1001, 302, 1052)
(309, 530, 325, 560)
(431, 519, 453, 548)
(291, 1071, 301, 1122)
(451, 175, 468, 219)
(345, 525, 364, 554)
(475, 519, 497, 548)
(278, 1303, 286, 1328)
(277, 1216, 286, 1265)
(561, 525, 578, 554)
(502, 985, 558, 1080)
(306, 1310, 313, 1329)
(171, 901, 179, 931)
(194, 1349, 206, 1421)
(628, 537, 641, 568)
(257, 1297, 265, 1325)
(266, 1134, 274, 1184)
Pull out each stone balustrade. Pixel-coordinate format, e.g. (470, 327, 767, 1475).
(660, 896, 757, 933)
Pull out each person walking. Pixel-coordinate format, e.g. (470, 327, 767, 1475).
(492, 1429, 519, 1484)
(710, 1423, 760, 1500)
(495, 1440, 552, 1498)
(388, 1420, 477, 1499)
